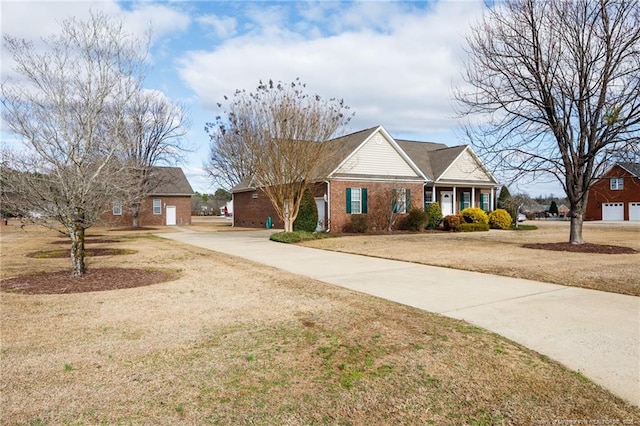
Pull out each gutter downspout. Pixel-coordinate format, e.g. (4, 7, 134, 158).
(231, 192, 235, 227)
(324, 180, 330, 232)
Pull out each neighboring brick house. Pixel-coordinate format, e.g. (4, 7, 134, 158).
(106, 167, 194, 227)
(232, 126, 499, 232)
(585, 162, 640, 221)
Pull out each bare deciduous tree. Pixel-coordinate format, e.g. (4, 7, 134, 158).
(1, 12, 148, 276)
(204, 113, 257, 190)
(456, 0, 640, 244)
(210, 79, 353, 232)
(119, 90, 190, 227)
(368, 187, 408, 232)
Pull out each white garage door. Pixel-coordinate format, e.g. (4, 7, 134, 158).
(602, 203, 624, 221)
(629, 202, 640, 221)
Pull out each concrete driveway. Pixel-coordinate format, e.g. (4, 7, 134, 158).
(160, 229, 640, 406)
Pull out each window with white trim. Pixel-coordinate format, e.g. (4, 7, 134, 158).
(346, 187, 367, 214)
(392, 188, 409, 214)
(351, 188, 362, 214)
(112, 200, 122, 216)
(480, 193, 490, 211)
(461, 192, 471, 209)
(610, 178, 624, 190)
(425, 191, 433, 205)
(153, 199, 162, 215)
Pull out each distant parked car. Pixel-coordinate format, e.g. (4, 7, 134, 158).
(517, 213, 526, 222)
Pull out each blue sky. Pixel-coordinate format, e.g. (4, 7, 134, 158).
(1, 0, 565, 198)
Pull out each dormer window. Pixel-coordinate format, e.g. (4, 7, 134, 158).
(610, 178, 624, 190)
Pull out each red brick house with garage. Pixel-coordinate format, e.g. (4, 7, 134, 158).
(585, 162, 640, 221)
(105, 167, 194, 227)
(232, 126, 499, 232)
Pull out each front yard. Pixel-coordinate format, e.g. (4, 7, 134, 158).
(1, 223, 639, 424)
(300, 221, 640, 296)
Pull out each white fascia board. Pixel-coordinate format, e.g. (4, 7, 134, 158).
(329, 176, 426, 183)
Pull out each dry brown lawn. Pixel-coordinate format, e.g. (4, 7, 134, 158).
(1, 222, 639, 425)
(301, 221, 640, 296)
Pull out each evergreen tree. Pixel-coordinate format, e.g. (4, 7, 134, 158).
(549, 200, 559, 216)
(293, 189, 318, 232)
(497, 186, 512, 210)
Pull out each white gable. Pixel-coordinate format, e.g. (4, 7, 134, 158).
(335, 130, 420, 178)
(440, 149, 493, 182)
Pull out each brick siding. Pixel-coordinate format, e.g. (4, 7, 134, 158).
(102, 196, 192, 227)
(329, 181, 424, 232)
(586, 165, 640, 221)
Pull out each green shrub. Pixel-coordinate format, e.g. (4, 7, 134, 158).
(488, 209, 512, 230)
(344, 214, 368, 233)
(293, 189, 318, 232)
(511, 224, 538, 231)
(270, 231, 335, 243)
(404, 207, 428, 231)
(460, 207, 489, 225)
(426, 202, 443, 229)
(443, 215, 465, 231)
(457, 223, 490, 232)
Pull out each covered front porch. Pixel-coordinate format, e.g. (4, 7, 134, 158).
(424, 184, 498, 216)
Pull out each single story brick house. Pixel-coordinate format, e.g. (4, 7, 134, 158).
(585, 162, 640, 221)
(232, 126, 500, 232)
(105, 166, 194, 227)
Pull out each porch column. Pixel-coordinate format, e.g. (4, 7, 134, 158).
(432, 185, 436, 204)
(490, 187, 494, 211)
(452, 186, 457, 214)
(471, 187, 475, 208)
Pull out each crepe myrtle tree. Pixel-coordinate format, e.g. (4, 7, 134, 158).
(209, 79, 353, 232)
(456, 0, 640, 244)
(1, 12, 149, 276)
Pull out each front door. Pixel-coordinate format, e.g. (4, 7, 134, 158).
(441, 191, 453, 216)
(166, 206, 177, 225)
(315, 198, 326, 231)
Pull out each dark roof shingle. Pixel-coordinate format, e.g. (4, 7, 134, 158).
(619, 162, 640, 178)
(149, 167, 194, 196)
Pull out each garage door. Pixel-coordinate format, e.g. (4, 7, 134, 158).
(602, 203, 624, 221)
(630, 202, 640, 221)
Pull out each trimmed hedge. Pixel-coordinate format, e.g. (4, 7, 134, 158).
(457, 223, 490, 232)
(489, 209, 512, 230)
(511, 224, 538, 231)
(460, 207, 489, 225)
(270, 231, 335, 243)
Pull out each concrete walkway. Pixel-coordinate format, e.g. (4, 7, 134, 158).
(160, 229, 640, 406)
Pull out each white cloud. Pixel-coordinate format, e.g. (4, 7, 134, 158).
(123, 3, 190, 41)
(0, 1, 189, 59)
(197, 14, 238, 39)
(178, 1, 485, 140)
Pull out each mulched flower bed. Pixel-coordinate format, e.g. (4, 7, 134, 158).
(0, 268, 178, 294)
(109, 226, 159, 231)
(523, 242, 637, 254)
(50, 239, 122, 244)
(26, 248, 136, 258)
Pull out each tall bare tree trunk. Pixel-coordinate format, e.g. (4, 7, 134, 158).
(70, 225, 86, 277)
(569, 212, 584, 245)
(131, 202, 141, 228)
